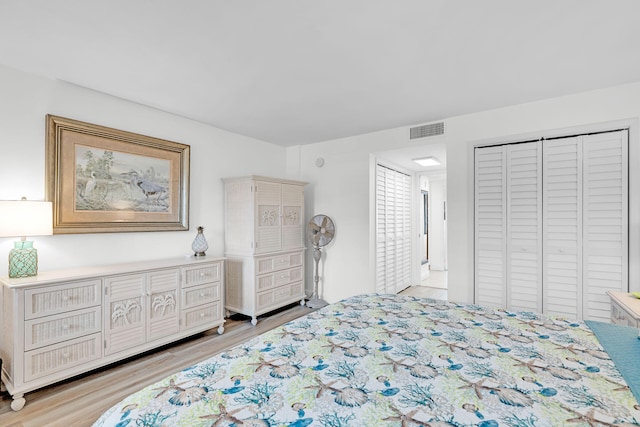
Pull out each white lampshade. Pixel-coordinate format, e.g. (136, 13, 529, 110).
(0, 200, 53, 238)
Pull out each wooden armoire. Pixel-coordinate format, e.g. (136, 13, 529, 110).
(223, 176, 307, 325)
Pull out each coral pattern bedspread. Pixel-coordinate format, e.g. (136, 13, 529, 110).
(93, 294, 640, 426)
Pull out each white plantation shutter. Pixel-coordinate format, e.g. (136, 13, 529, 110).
(542, 137, 582, 319)
(582, 130, 628, 321)
(376, 164, 412, 294)
(506, 142, 542, 312)
(474, 146, 507, 308)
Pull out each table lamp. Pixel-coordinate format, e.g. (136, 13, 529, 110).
(0, 198, 53, 278)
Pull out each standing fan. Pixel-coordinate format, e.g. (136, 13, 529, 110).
(306, 214, 335, 308)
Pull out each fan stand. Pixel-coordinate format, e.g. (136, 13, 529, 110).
(307, 246, 328, 308)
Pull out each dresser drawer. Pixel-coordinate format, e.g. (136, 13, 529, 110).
(182, 283, 221, 310)
(182, 263, 221, 287)
(256, 282, 304, 311)
(25, 306, 102, 351)
(256, 266, 303, 292)
(24, 280, 102, 320)
(181, 301, 222, 331)
(255, 251, 303, 275)
(24, 333, 102, 382)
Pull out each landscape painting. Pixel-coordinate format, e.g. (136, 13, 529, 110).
(46, 115, 190, 234)
(75, 145, 171, 213)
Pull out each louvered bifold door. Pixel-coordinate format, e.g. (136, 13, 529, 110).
(376, 164, 412, 294)
(506, 142, 542, 312)
(376, 166, 389, 293)
(543, 137, 582, 319)
(582, 130, 628, 321)
(475, 146, 507, 308)
(395, 171, 413, 293)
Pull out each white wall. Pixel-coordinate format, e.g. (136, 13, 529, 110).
(290, 81, 640, 304)
(418, 175, 428, 267)
(4, 62, 640, 307)
(0, 64, 287, 274)
(425, 175, 446, 271)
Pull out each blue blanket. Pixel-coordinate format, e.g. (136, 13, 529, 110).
(587, 320, 640, 403)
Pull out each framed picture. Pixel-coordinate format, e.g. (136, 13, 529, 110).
(46, 115, 190, 234)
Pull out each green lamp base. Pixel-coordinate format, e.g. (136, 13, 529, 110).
(9, 241, 38, 278)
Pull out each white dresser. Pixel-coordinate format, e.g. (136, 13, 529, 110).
(224, 176, 307, 325)
(0, 256, 225, 411)
(608, 290, 640, 328)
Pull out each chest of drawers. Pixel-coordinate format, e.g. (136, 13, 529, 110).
(226, 249, 305, 325)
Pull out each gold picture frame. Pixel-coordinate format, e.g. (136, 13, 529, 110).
(46, 115, 190, 234)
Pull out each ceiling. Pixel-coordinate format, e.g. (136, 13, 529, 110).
(377, 142, 447, 174)
(2, 1, 640, 150)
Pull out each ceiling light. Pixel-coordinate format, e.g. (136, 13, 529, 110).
(413, 157, 440, 167)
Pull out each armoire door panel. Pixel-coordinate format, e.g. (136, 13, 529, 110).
(281, 183, 304, 250)
(255, 181, 283, 254)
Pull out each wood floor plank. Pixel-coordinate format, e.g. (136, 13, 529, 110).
(0, 304, 313, 427)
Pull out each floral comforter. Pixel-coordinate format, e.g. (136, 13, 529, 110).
(93, 294, 640, 426)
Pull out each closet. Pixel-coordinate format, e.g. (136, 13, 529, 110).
(474, 130, 628, 322)
(376, 164, 412, 294)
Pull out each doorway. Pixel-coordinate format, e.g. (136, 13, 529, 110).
(421, 190, 429, 265)
(374, 144, 448, 295)
(418, 174, 447, 291)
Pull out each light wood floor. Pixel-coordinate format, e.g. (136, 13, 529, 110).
(0, 286, 444, 426)
(0, 304, 315, 427)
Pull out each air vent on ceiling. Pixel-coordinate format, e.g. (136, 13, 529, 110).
(409, 122, 445, 140)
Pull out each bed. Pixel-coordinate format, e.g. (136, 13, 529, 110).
(93, 293, 640, 426)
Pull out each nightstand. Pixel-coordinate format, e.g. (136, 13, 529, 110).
(607, 291, 640, 328)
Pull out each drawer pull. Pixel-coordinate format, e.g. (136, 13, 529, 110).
(200, 312, 206, 318)
(200, 272, 205, 277)
(199, 293, 205, 297)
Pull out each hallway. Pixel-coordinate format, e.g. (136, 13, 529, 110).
(400, 270, 447, 300)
